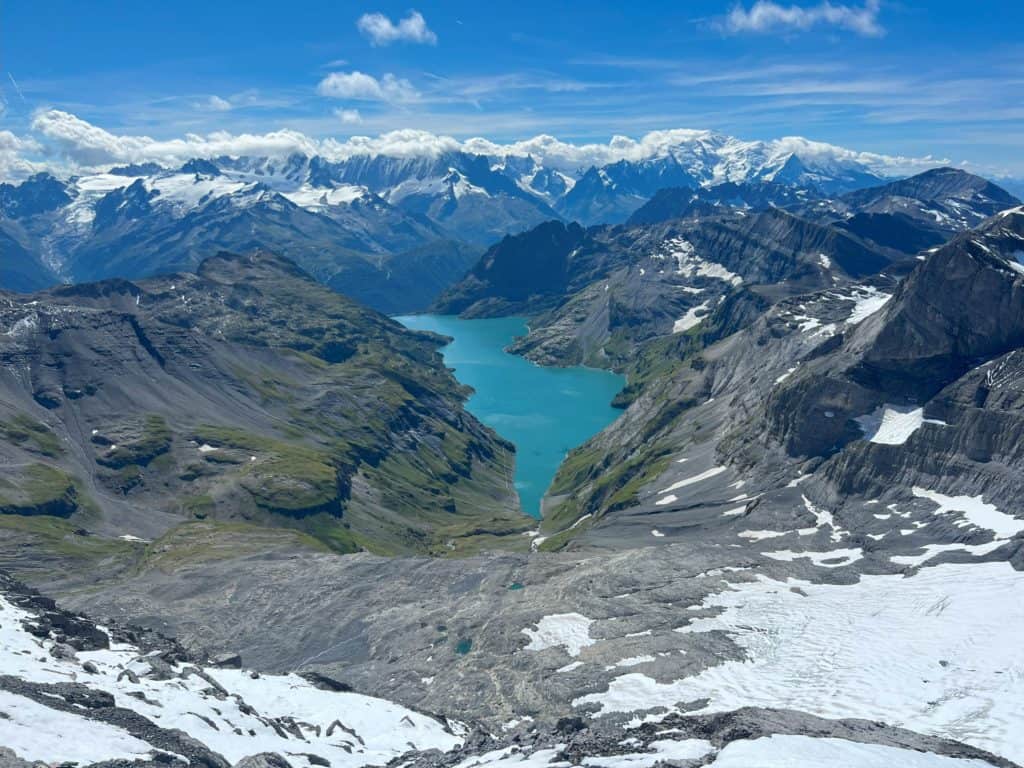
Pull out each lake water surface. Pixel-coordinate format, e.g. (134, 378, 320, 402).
(395, 315, 625, 518)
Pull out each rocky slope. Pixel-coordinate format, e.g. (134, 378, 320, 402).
(4, 200, 1024, 768)
(435, 206, 897, 376)
(6, 561, 1015, 768)
(0, 569, 467, 768)
(534, 206, 1024, 551)
(799, 167, 1021, 255)
(0, 250, 531, 575)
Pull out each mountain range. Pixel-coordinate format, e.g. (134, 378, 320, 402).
(1, 130, 909, 311)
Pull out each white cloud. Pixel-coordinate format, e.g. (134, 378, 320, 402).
(356, 10, 437, 46)
(18, 108, 944, 179)
(202, 95, 233, 111)
(335, 108, 363, 125)
(30, 109, 321, 167)
(316, 71, 419, 103)
(721, 0, 884, 37)
(0, 130, 44, 179)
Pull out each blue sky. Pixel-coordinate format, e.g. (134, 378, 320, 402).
(1, 0, 1023, 175)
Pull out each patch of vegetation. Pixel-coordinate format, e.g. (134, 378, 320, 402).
(543, 445, 672, 541)
(181, 494, 215, 519)
(193, 426, 342, 516)
(231, 365, 297, 404)
(0, 514, 137, 564)
(98, 415, 172, 468)
(139, 520, 331, 571)
(613, 329, 704, 407)
(0, 464, 80, 517)
(0, 414, 63, 457)
(299, 514, 362, 554)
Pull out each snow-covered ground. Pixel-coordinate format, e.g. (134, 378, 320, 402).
(844, 286, 891, 324)
(707, 735, 995, 768)
(0, 593, 463, 768)
(574, 561, 1024, 763)
(448, 733, 994, 768)
(912, 487, 1024, 539)
(653, 237, 743, 286)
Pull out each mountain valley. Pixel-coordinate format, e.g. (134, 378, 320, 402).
(3, 133, 1024, 768)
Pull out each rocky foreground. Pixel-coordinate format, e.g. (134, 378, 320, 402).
(2, 533, 1022, 768)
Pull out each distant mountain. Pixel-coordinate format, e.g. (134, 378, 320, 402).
(0, 166, 480, 313)
(0, 131, 931, 308)
(629, 168, 1021, 257)
(538, 132, 888, 225)
(626, 181, 810, 226)
(799, 167, 1021, 254)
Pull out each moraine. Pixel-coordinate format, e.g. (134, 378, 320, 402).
(396, 315, 625, 517)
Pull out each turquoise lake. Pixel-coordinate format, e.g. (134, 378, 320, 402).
(395, 315, 625, 518)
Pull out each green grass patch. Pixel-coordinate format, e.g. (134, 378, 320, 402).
(139, 520, 331, 570)
(99, 415, 172, 468)
(0, 464, 79, 516)
(0, 414, 63, 457)
(193, 426, 342, 516)
(0, 514, 135, 561)
(181, 494, 215, 519)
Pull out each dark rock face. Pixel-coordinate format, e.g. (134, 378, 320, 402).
(0, 174, 74, 219)
(764, 209, 1024, 458)
(433, 221, 588, 315)
(0, 220, 57, 292)
(801, 167, 1021, 257)
(557, 157, 698, 225)
(853, 231, 1024, 399)
(92, 179, 158, 230)
(626, 181, 808, 226)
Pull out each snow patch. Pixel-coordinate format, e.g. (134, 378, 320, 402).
(672, 301, 710, 333)
(709, 735, 994, 768)
(522, 613, 595, 657)
(660, 466, 727, 495)
(855, 405, 946, 445)
(912, 487, 1024, 539)
(762, 548, 863, 567)
(845, 287, 891, 324)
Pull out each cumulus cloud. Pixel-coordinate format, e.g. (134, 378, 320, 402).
(17, 108, 940, 179)
(335, 108, 363, 125)
(0, 130, 44, 179)
(720, 0, 884, 37)
(356, 10, 436, 46)
(316, 71, 419, 103)
(30, 109, 321, 167)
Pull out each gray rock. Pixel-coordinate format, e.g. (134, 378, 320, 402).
(210, 652, 242, 669)
(48, 642, 77, 661)
(232, 755, 294, 768)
